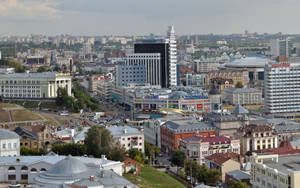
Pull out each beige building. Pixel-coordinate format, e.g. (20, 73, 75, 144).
(250, 153, 300, 188)
(205, 153, 241, 182)
(0, 72, 71, 99)
(239, 125, 278, 155)
(222, 88, 263, 105)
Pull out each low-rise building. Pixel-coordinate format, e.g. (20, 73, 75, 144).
(250, 153, 300, 188)
(179, 135, 240, 165)
(0, 128, 20, 156)
(160, 119, 216, 153)
(222, 88, 263, 105)
(107, 126, 144, 152)
(0, 155, 124, 184)
(0, 72, 72, 99)
(205, 153, 240, 182)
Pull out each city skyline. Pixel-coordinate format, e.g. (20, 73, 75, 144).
(1, 0, 300, 36)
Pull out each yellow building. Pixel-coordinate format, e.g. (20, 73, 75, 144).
(250, 153, 300, 188)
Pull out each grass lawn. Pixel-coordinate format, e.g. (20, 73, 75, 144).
(11, 110, 42, 122)
(124, 165, 187, 188)
(2, 103, 17, 108)
(0, 111, 10, 122)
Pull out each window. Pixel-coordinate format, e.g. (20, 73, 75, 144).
(2, 143, 5, 149)
(21, 174, 28, 180)
(21, 166, 28, 170)
(8, 175, 16, 180)
(40, 168, 47, 172)
(31, 168, 37, 172)
(8, 166, 16, 171)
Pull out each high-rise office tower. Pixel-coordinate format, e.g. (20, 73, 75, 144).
(270, 37, 292, 57)
(134, 26, 178, 88)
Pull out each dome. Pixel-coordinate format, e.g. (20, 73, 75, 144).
(46, 156, 88, 175)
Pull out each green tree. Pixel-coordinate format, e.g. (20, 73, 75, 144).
(84, 126, 113, 157)
(128, 148, 145, 162)
(37, 66, 47, 73)
(229, 180, 251, 188)
(21, 146, 46, 156)
(110, 147, 127, 162)
(144, 141, 155, 164)
(51, 143, 87, 156)
(235, 81, 243, 88)
(205, 169, 221, 186)
(171, 150, 186, 167)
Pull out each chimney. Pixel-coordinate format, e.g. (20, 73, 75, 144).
(89, 176, 94, 182)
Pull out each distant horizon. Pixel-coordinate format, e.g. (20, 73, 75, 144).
(1, 0, 300, 36)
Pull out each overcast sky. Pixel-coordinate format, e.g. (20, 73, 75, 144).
(0, 0, 299, 36)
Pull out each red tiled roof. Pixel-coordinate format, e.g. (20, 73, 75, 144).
(258, 140, 300, 155)
(183, 135, 231, 145)
(206, 152, 239, 165)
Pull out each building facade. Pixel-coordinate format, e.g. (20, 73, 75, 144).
(0, 128, 20, 157)
(250, 153, 300, 188)
(107, 126, 144, 152)
(179, 135, 240, 165)
(160, 120, 216, 153)
(270, 38, 292, 57)
(222, 88, 263, 105)
(264, 62, 300, 114)
(0, 72, 72, 99)
(239, 125, 278, 155)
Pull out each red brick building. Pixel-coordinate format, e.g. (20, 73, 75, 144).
(160, 120, 216, 154)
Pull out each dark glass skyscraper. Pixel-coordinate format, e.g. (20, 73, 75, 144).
(134, 42, 170, 88)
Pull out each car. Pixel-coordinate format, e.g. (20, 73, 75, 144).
(186, 176, 191, 181)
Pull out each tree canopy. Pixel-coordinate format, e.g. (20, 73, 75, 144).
(235, 81, 243, 88)
(171, 150, 186, 167)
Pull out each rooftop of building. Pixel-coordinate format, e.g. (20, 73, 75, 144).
(231, 105, 249, 114)
(240, 124, 274, 134)
(0, 71, 71, 79)
(0, 128, 19, 140)
(225, 56, 273, 68)
(223, 88, 261, 93)
(204, 112, 242, 122)
(107, 126, 142, 137)
(182, 135, 232, 145)
(123, 85, 209, 100)
(262, 153, 300, 174)
(226, 170, 251, 181)
(205, 152, 239, 165)
(0, 155, 120, 168)
(162, 120, 215, 133)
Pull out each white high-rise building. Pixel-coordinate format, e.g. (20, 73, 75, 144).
(166, 26, 178, 86)
(264, 62, 300, 114)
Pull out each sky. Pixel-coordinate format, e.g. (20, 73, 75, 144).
(0, 0, 300, 36)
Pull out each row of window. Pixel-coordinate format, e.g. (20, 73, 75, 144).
(2, 143, 17, 149)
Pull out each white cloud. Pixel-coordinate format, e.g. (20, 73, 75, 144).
(0, 0, 62, 21)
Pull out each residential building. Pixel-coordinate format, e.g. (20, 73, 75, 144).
(0, 72, 72, 99)
(107, 126, 144, 152)
(270, 37, 292, 57)
(194, 59, 219, 73)
(89, 74, 112, 92)
(250, 153, 300, 188)
(123, 157, 141, 175)
(0, 128, 20, 156)
(264, 62, 300, 115)
(160, 120, 216, 153)
(239, 125, 278, 155)
(179, 135, 240, 165)
(222, 88, 263, 105)
(205, 153, 241, 182)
